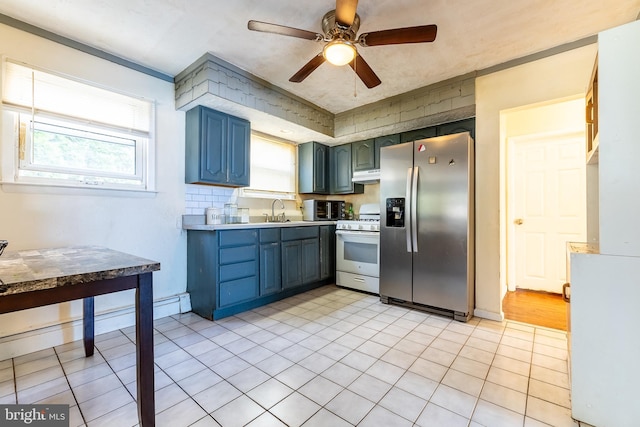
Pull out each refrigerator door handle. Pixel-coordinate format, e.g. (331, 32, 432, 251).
(405, 167, 413, 252)
(411, 166, 419, 252)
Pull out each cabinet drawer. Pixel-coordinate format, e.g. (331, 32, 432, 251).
(219, 229, 257, 247)
(219, 276, 258, 307)
(219, 245, 256, 264)
(281, 226, 319, 241)
(220, 260, 256, 282)
(260, 228, 280, 243)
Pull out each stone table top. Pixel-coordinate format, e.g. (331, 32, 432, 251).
(0, 246, 160, 296)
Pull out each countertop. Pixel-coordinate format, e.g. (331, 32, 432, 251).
(0, 246, 160, 296)
(182, 215, 335, 231)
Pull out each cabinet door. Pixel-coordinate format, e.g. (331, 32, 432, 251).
(199, 107, 227, 183)
(374, 134, 400, 169)
(312, 143, 329, 193)
(227, 116, 251, 186)
(281, 240, 302, 289)
(330, 144, 363, 194)
(400, 126, 437, 144)
(320, 226, 336, 280)
(298, 142, 329, 194)
(260, 242, 282, 296)
(437, 118, 475, 139)
(185, 105, 251, 187)
(302, 238, 320, 284)
(352, 139, 376, 171)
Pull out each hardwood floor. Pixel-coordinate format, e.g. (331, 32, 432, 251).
(502, 288, 568, 331)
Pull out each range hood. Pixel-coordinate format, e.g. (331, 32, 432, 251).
(352, 169, 380, 184)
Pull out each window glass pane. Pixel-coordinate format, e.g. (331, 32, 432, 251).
(31, 121, 136, 176)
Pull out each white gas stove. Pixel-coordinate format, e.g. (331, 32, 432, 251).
(336, 203, 380, 232)
(335, 203, 381, 294)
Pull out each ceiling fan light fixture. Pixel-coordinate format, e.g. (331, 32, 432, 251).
(323, 40, 356, 66)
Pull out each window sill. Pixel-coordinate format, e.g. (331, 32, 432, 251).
(1, 181, 158, 198)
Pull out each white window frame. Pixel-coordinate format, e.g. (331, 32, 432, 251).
(0, 58, 156, 193)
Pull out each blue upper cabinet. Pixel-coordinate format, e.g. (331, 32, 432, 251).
(373, 134, 400, 169)
(352, 139, 376, 172)
(436, 118, 475, 139)
(298, 141, 329, 194)
(400, 126, 437, 144)
(185, 105, 250, 187)
(330, 144, 364, 194)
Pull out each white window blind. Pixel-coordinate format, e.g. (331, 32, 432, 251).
(2, 60, 151, 134)
(244, 133, 296, 196)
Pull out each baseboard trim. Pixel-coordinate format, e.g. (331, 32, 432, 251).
(473, 308, 504, 322)
(0, 292, 191, 361)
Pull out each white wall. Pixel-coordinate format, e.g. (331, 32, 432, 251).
(474, 44, 598, 320)
(0, 24, 187, 358)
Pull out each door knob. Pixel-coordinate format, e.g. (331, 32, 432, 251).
(514, 218, 523, 225)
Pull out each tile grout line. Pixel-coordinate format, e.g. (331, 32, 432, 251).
(53, 345, 86, 426)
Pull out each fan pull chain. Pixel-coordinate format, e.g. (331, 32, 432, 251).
(353, 56, 358, 98)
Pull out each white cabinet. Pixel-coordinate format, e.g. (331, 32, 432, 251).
(569, 251, 640, 427)
(569, 19, 640, 427)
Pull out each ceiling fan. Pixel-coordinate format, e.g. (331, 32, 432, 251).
(248, 0, 437, 89)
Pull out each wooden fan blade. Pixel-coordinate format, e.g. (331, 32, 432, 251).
(335, 0, 358, 27)
(358, 25, 437, 46)
(349, 54, 381, 88)
(289, 54, 326, 83)
(248, 20, 322, 41)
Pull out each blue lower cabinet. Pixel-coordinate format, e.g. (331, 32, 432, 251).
(320, 225, 336, 280)
(187, 225, 334, 320)
(281, 238, 319, 288)
(260, 242, 281, 295)
(281, 227, 321, 289)
(282, 240, 302, 289)
(302, 238, 320, 284)
(219, 276, 259, 307)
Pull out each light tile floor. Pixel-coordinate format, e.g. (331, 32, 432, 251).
(0, 285, 594, 427)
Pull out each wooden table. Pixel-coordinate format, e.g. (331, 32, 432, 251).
(0, 246, 160, 426)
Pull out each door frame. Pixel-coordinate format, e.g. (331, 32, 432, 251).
(506, 129, 585, 292)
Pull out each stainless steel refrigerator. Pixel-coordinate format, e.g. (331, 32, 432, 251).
(379, 132, 474, 321)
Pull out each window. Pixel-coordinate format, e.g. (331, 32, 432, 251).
(240, 132, 296, 199)
(1, 59, 154, 191)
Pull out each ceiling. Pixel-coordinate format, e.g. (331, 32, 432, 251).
(1, 1, 639, 117)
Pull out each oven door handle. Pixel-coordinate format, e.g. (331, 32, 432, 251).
(336, 230, 380, 237)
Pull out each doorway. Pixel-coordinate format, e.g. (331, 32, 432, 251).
(502, 97, 587, 328)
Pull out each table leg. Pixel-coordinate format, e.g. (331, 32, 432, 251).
(136, 272, 155, 426)
(83, 297, 94, 357)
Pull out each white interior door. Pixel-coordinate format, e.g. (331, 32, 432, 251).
(509, 132, 586, 293)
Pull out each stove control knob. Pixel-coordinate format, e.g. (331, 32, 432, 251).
(358, 224, 364, 230)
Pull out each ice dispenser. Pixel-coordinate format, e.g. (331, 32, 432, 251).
(386, 198, 405, 227)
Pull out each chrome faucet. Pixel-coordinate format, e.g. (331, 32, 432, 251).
(271, 198, 285, 222)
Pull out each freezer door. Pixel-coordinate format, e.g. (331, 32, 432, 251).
(379, 142, 414, 302)
(412, 133, 474, 315)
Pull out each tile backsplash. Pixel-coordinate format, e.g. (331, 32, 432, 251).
(184, 184, 236, 215)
